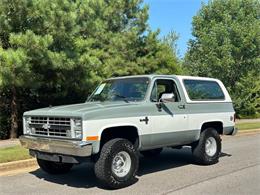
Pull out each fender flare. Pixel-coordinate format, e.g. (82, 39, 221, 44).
(94, 123, 142, 153)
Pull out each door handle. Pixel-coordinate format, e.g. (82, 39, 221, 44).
(140, 116, 149, 124)
(178, 104, 185, 109)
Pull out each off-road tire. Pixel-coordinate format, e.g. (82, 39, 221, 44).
(37, 158, 73, 174)
(192, 128, 221, 165)
(140, 148, 163, 158)
(94, 138, 139, 189)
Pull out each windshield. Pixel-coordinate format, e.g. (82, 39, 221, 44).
(88, 77, 150, 102)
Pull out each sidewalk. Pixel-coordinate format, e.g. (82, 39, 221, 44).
(0, 139, 20, 149)
(236, 118, 260, 124)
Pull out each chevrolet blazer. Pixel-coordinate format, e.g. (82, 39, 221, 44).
(20, 75, 237, 188)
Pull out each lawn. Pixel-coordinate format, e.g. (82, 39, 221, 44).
(0, 145, 32, 163)
(236, 122, 260, 130)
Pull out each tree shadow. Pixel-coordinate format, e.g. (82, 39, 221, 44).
(29, 147, 232, 189)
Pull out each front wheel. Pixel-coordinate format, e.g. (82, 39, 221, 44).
(37, 158, 73, 174)
(192, 128, 221, 165)
(94, 138, 139, 189)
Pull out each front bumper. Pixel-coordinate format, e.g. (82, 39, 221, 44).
(19, 135, 92, 157)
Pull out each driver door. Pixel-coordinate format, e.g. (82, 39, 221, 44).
(148, 78, 189, 148)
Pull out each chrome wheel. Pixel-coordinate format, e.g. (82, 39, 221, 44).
(205, 137, 217, 157)
(112, 151, 131, 178)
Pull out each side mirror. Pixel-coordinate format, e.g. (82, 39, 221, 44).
(160, 93, 175, 103)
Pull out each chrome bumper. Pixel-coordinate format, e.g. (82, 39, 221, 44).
(19, 135, 92, 157)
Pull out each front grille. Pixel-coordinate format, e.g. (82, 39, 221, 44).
(29, 116, 72, 138)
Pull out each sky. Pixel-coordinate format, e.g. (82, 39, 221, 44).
(143, 0, 208, 58)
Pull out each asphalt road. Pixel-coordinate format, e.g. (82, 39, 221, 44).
(0, 133, 260, 195)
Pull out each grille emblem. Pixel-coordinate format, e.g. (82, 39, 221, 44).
(42, 123, 51, 130)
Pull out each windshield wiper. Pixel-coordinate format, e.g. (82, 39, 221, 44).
(114, 93, 129, 103)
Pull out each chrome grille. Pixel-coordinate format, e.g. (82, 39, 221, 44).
(29, 116, 71, 138)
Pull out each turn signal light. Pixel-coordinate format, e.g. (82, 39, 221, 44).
(86, 136, 99, 141)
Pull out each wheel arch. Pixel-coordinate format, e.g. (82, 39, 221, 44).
(97, 123, 141, 153)
(200, 120, 224, 135)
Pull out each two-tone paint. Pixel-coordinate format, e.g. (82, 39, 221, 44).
(23, 75, 235, 155)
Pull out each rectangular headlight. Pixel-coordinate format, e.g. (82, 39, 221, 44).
(72, 118, 82, 139)
(73, 118, 82, 130)
(75, 130, 82, 139)
(24, 117, 31, 134)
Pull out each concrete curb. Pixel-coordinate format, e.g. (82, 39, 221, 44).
(0, 158, 37, 173)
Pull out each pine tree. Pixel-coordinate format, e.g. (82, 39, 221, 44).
(0, 0, 181, 138)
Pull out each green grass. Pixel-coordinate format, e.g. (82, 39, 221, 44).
(236, 122, 260, 130)
(0, 145, 32, 163)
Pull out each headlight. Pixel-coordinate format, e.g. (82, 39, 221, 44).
(73, 119, 82, 130)
(24, 117, 31, 134)
(73, 118, 82, 138)
(74, 130, 82, 139)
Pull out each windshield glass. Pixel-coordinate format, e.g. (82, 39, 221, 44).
(88, 77, 150, 102)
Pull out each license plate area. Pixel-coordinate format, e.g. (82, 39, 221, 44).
(30, 150, 79, 163)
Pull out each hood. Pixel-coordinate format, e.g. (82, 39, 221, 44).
(24, 101, 141, 119)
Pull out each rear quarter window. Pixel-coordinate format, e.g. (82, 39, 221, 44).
(183, 79, 225, 101)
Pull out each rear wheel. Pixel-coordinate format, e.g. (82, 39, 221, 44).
(192, 128, 221, 165)
(140, 148, 163, 158)
(37, 158, 73, 174)
(94, 138, 139, 189)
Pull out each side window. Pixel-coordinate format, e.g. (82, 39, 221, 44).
(183, 79, 225, 100)
(150, 79, 180, 102)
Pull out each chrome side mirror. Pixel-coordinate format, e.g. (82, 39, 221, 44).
(160, 93, 175, 103)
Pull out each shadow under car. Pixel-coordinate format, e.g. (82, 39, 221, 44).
(30, 147, 231, 189)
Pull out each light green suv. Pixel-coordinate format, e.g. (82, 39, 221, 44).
(20, 75, 237, 189)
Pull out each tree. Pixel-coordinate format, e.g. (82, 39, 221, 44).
(232, 71, 260, 117)
(0, 0, 181, 138)
(0, 48, 29, 138)
(162, 30, 179, 57)
(185, 0, 260, 117)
